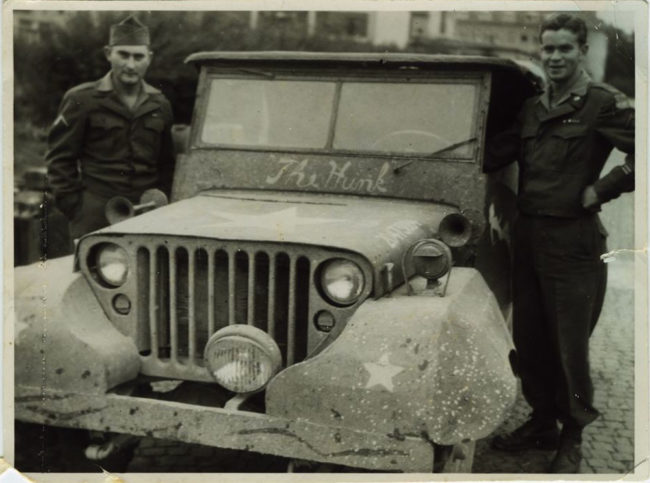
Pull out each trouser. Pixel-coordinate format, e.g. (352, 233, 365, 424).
(69, 190, 140, 240)
(512, 213, 607, 428)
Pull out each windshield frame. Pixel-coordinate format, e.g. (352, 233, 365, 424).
(192, 67, 491, 163)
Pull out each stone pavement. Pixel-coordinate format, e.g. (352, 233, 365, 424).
(473, 259, 636, 474)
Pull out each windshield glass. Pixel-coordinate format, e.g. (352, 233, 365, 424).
(201, 79, 336, 149)
(334, 82, 477, 157)
(200, 77, 479, 158)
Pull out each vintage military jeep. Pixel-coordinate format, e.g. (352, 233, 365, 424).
(15, 52, 537, 472)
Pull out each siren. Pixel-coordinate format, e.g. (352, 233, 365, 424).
(105, 189, 168, 225)
(438, 213, 473, 247)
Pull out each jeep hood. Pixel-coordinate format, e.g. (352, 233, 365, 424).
(92, 190, 456, 274)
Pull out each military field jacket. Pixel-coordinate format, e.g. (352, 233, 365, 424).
(46, 73, 175, 203)
(485, 73, 634, 218)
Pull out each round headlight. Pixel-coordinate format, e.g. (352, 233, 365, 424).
(204, 325, 282, 394)
(319, 258, 365, 306)
(95, 243, 129, 287)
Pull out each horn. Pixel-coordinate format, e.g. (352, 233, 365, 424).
(438, 213, 472, 248)
(105, 189, 168, 224)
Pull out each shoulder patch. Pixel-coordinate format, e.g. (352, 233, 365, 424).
(590, 82, 633, 109)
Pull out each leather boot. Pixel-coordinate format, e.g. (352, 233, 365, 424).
(492, 416, 559, 452)
(548, 426, 583, 473)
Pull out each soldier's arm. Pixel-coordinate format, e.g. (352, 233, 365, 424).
(591, 91, 635, 204)
(482, 108, 525, 173)
(45, 91, 87, 214)
(157, 99, 176, 198)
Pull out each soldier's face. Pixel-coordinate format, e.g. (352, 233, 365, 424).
(105, 45, 152, 86)
(540, 29, 587, 85)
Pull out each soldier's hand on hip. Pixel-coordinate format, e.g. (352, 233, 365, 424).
(581, 185, 600, 211)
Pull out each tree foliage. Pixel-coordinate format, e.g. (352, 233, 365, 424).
(14, 11, 635, 129)
(14, 11, 395, 127)
(601, 24, 634, 97)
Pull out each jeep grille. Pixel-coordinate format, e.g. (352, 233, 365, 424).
(136, 243, 311, 380)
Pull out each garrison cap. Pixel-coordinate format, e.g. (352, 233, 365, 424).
(109, 15, 150, 46)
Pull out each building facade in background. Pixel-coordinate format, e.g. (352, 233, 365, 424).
(13, 10, 611, 81)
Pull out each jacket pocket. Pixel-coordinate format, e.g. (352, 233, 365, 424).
(143, 117, 164, 133)
(89, 113, 124, 130)
(547, 124, 588, 171)
(88, 113, 125, 152)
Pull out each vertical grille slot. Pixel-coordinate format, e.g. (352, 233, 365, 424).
(136, 247, 151, 354)
(214, 250, 229, 329)
(294, 256, 311, 362)
(227, 250, 236, 324)
(254, 252, 270, 332)
(169, 247, 179, 362)
(155, 246, 171, 359)
(207, 250, 215, 337)
(234, 251, 249, 324)
(273, 252, 290, 363)
(194, 249, 210, 357)
(247, 253, 256, 325)
(267, 253, 277, 339)
(287, 256, 297, 365)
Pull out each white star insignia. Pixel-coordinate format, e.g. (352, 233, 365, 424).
(363, 353, 404, 392)
(200, 207, 340, 234)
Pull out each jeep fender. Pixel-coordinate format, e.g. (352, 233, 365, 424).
(266, 267, 516, 445)
(15, 256, 140, 395)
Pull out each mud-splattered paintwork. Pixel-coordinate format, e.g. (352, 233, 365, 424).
(173, 151, 488, 215)
(15, 386, 434, 472)
(267, 268, 516, 445)
(13, 51, 535, 472)
(14, 257, 140, 393)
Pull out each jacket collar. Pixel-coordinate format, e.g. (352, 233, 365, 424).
(94, 72, 161, 119)
(95, 72, 160, 95)
(538, 69, 591, 110)
(535, 69, 591, 122)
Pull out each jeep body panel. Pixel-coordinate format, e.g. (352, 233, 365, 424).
(15, 386, 435, 472)
(15, 256, 140, 393)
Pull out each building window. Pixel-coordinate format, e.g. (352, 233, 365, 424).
(258, 11, 309, 37)
(409, 12, 429, 40)
(315, 12, 368, 38)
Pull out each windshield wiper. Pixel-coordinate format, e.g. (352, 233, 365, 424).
(234, 68, 275, 79)
(430, 137, 477, 157)
(392, 137, 478, 174)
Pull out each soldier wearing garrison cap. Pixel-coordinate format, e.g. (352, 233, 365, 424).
(484, 13, 634, 473)
(46, 15, 175, 239)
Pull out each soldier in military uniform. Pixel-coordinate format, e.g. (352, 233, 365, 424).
(484, 14, 634, 473)
(46, 15, 175, 239)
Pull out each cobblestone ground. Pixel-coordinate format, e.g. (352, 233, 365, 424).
(473, 260, 635, 474)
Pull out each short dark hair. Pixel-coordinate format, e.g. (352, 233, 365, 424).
(539, 13, 588, 45)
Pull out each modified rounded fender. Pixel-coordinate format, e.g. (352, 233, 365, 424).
(15, 256, 140, 395)
(266, 267, 516, 445)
